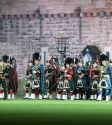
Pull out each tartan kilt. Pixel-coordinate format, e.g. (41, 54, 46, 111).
(6, 78, 16, 93)
(69, 80, 75, 91)
(82, 79, 88, 89)
(14, 70, 18, 94)
(7, 66, 17, 94)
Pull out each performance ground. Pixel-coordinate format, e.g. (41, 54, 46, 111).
(0, 98, 112, 125)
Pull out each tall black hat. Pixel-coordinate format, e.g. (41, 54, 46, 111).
(2, 55, 9, 63)
(65, 57, 73, 65)
(32, 52, 41, 62)
(100, 54, 109, 62)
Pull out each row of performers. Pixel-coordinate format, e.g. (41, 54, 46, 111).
(23, 52, 112, 101)
(0, 55, 18, 100)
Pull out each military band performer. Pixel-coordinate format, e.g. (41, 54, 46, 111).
(72, 58, 78, 86)
(43, 60, 54, 99)
(2, 55, 17, 99)
(89, 60, 100, 100)
(56, 63, 65, 100)
(72, 57, 78, 99)
(97, 54, 111, 101)
(30, 52, 46, 100)
(23, 60, 33, 99)
(75, 59, 87, 100)
(11, 57, 18, 95)
(62, 57, 74, 100)
(50, 57, 60, 91)
(0, 58, 7, 100)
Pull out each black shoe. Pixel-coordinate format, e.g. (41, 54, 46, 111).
(3, 98, 6, 100)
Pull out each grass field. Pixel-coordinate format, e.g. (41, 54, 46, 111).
(0, 98, 112, 125)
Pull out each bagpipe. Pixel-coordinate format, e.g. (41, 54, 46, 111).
(26, 67, 33, 79)
(23, 66, 33, 90)
(24, 65, 40, 90)
(76, 66, 89, 88)
(32, 64, 40, 75)
(86, 67, 100, 91)
(45, 66, 54, 77)
(99, 65, 108, 75)
(45, 65, 55, 89)
(57, 68, 71, 90)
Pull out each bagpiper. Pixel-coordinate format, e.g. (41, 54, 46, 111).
(0, 58, 7, 100)
(62, 57, 74, 100)
(75, 59, 87, 100)
(2, 55, 17, 99)
(56, 63, 65, 100)
(50, 57, 60, 91)
(43, 60, 54, 99)
(11, 56, 18, 95)
(72, 57, 78, 99)
(97, 54, 111, 101)
(30, 52, 46, 100)
(89, 60, 100, 100)
(23, 60, 33, 99)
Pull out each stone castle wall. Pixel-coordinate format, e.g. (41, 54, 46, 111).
(0, 0, 112, 79)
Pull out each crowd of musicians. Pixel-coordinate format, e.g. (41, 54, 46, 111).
(0, 52, 112, 101)
(0, 55, 18, 100)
